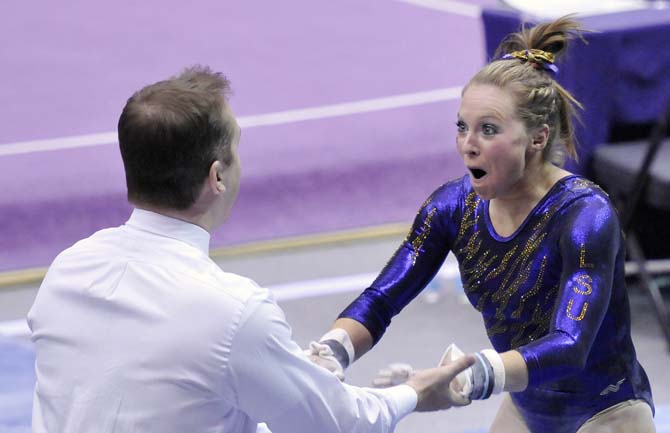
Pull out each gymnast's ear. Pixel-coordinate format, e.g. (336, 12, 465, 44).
(530, 124, 550, 152)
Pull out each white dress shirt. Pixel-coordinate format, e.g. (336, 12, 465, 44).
(27, 209, 416, 433)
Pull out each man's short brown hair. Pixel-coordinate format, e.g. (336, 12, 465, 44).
(118, 66, 234, 210)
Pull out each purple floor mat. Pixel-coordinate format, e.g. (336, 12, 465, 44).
(1, 101, 467, 272)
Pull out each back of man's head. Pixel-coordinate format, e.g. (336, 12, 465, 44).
(118, 66, 234, 210)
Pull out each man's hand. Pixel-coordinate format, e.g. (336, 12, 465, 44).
(371, 363, 415, 388)
(304, 341, 345, 381)
(405, 355, 475, 412)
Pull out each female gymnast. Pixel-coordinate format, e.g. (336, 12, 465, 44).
(307, 16, 655, 433)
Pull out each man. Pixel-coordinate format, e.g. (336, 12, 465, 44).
(27, 66, 473, 433)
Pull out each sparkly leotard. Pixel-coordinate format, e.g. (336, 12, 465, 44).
(339, 175, 653, 433)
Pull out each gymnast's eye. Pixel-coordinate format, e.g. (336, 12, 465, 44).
(456, 120, 467, 133)
(482, 123, 498, 136)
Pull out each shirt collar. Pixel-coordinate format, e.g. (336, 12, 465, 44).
(126, 208, 211, 254)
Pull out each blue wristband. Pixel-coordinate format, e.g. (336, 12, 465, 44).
(321, 339, 350, 368)
(470, 352, 495, 400)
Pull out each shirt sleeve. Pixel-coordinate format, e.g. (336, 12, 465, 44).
(518, 194, 621, 386)
(338, 180, 464, 344)
(227, 291, 417, 433)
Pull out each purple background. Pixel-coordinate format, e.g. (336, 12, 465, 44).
(0, 0, 494, 271)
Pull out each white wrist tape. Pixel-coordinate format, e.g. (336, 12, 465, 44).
(320, 328, 356, 367)
(481, 349, 505, 395)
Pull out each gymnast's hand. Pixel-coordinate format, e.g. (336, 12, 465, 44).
(304, 341, 346, 381)
(304, 328, 356, 381)
(441, 343, 506, 400)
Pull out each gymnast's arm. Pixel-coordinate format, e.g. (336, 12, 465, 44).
(512, 195, 620, 389)
(332, 182, 463, 362)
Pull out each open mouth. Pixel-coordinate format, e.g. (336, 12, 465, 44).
(470, 168, 487, 179)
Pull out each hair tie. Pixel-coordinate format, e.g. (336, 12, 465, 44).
(501, 49, 559, 77)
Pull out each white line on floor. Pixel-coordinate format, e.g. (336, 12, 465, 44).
(0, 86, 462, 157)
(272, 272, 379, 302)
(0, 319, 30, 339)
(273, 260, 460, 301)
(395, 0, 481, 18)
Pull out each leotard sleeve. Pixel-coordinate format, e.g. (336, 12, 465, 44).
(518, 194, 621, 386)
(337, 179, 465, 344)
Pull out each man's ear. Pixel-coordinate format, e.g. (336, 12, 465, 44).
(208, 160, 226, 194)
(530, 124, 550, 151)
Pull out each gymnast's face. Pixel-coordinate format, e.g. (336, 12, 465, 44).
(456, 83, 532, 200)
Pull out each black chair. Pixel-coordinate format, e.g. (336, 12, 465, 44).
(592, 110, 670, 351)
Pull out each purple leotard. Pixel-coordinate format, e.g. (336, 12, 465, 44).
(339, 175, 653, 433)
